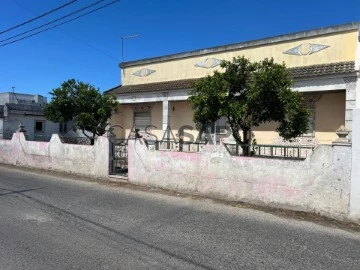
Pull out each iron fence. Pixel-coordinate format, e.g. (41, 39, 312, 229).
(33, 133, 52, 142)
(59, 136, 91, 145)
(224, 143, 315, 159)
(2, 130, 13, 140)
(144, 139, 315, 159)
(110, 139, 128, 175)
(145, 139, 207, 152)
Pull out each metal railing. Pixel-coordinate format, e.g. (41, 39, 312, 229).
(2, 130, 13, 140)
(32, 133, 52, 142)
(143, 138, 315, 159)
(145, 139, 207, 153)
(59, 136, 91, 145)
(224, 143, 315, 159)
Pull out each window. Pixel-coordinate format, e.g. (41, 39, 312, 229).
(34, 120, 45, 133)
(210, 117, 229, 134)
(134, 112, 151, 132)
(59, 123, 67, 133)
(303, 94, 321, 137)
(306, 107, 316, 135)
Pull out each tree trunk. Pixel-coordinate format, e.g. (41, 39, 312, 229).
(231, 126, 242, 144)
(242, 128, 250, 156)
(90, 132, 96, 145)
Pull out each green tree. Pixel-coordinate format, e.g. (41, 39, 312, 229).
(44, 79, 76, 124)
(189, 57, 309, 155)
(45, 79, 118, 144)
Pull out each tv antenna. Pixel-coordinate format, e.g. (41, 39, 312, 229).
(121, 34, 139, 62)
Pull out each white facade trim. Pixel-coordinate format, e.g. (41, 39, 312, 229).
(356, 74, 360, 109)
(162, 92, 169, 131)
(116, 89, 191, 104)
(116, 76, 348, 104)
(292, 77, 346, 92)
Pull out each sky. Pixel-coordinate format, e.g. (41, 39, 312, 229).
(0, 0, 359, 99)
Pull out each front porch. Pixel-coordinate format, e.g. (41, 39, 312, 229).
(109, 86, 350, 146)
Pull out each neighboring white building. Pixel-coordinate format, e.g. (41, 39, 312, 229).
(0, 92, 71, 141)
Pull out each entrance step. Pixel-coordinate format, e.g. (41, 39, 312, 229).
(109, 175, 129, 183)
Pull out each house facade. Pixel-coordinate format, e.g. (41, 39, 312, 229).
(0, 92, 70, 140)
(106, 22, 360, 145)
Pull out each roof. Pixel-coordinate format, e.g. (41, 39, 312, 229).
(105, 78, 198, 95)
(5, 103, 44, 116)
(106, 61, 357, 95)
(120, 22, 360, 68)
(290, 61, 356, 78)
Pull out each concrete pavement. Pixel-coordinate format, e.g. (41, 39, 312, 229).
(0, 165, 359, 269)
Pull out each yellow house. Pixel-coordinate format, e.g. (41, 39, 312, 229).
(106, 22, 360, 145)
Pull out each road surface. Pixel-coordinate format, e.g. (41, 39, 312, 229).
(0, 165, 359, 269)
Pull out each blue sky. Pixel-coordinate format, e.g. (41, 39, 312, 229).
(0, 0, 359, 99)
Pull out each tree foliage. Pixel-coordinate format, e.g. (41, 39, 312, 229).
(189, 57, 309, 153)
(45, 79, 118, 144)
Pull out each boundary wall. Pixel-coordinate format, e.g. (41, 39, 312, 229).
(0, 132, 110, 179)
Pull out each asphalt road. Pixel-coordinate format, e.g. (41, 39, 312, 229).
(0, 165, 359, 270)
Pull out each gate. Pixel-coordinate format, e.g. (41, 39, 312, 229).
(110, 139, 128, 176)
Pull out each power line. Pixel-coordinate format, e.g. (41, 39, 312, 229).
(11, 0, 120, 62)
(0, 0, 78, 35)
(1, 0, 108, 43)
(0, 0, 121, 48)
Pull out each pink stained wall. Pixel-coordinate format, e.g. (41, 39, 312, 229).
(127, 139, 352, 221)
(0, 132, 110, 179)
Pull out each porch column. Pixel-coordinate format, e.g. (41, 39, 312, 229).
(344, 76, 357, 140)
(162, 92, 169, 131)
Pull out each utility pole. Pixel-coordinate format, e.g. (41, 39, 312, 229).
(121, 35, 139, 62)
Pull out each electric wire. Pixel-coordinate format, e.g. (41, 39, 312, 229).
(0, 0, 78, 35)
(0, 0, 121, 48)
(11, 0, 120, 62)
(0, 0, 107, 43)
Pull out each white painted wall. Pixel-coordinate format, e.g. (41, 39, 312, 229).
(3, 114, 61, 140)
(0, 92, 47, 105)
(350, 109, 360, 220)
(117, 76, 349, 105)
(0, 132, 110, 179)
(128, 139, 355, 223)
(2, 115, 81, 141)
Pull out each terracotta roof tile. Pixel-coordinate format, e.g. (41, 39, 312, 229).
(105, 78, 198, 95)
(289, 61, 355, 78)
(106, 61, 356, 95)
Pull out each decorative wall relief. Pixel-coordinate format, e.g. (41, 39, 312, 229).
(133, 68, 156, 77)
(344, 76, 357, 90)
(344, 76, 357, 102)
(131, 103, 152, 112)
(283, 43, 329, 56)
(195, 58, 222, 69)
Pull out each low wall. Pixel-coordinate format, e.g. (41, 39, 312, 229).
(128, 139, 353, 221)
(350, 109, 360, 220)
(0, 132, 110, 179)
